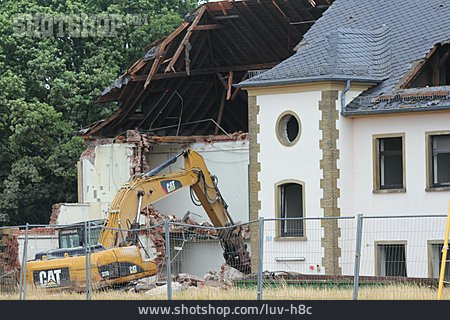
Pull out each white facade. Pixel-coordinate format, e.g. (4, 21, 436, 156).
(57, 143, 135, 224)
(351, 112, 450, 216)
(251, 83, 450, 278)
(147, 140, 249, 224)
(56, 140, 249, 225)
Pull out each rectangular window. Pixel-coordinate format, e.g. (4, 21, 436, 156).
(278, 183, 304, 237)
(430, 243, 450, 279)
(430, 134, 450, 188)
(376, 243, 407, 277)
(373, 134, 405, 192)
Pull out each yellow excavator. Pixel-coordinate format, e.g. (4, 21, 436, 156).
(26, 149, 250, 290)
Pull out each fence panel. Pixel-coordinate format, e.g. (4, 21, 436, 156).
(0, 226, 21, 298)
(167, 221, 256, 300)
(3, 214, 449, 300)
(19, 224, 60, 299)
(261, 217, 357, 300)
(357, 215, 447, 300)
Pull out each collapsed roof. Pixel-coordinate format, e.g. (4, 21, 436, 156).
(85, 0, 332, 138)
(241, 0, 450, 115)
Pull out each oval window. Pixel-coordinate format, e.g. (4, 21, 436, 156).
(276, 111, 301, 146)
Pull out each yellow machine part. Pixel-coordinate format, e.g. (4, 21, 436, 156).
(26, 246, 157, 290)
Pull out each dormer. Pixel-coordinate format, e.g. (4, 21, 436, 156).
(402, 43, 450, 88)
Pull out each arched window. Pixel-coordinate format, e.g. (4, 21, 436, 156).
(275, 180, 305, 238)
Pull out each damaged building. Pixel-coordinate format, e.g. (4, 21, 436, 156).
(240, 0, 450, 278)
(46, 0, 332, 276)
(53, 0, 331, 225)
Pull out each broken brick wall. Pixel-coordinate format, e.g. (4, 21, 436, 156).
(0, 228, 20, 292)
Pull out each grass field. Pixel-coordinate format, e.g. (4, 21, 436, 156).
(1, 284, 448, 300)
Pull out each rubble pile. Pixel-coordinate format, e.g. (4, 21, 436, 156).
(0, 228, 20, 292)
(140, 205, 218, 271)
(134, 263, 245, 295)
(140, 205, 250, 275)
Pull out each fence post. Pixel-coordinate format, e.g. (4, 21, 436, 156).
(20, 223, 29, 300)
(85, 220, 92, 300)
(352, 214, 363, 300)
(257, 217, 264, 300)
(165, 220, 172, 300)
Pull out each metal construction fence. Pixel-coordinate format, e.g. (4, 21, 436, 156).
(1, 214, 450, 300)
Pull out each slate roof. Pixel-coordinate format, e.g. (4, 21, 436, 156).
(239, 0, 450, 115)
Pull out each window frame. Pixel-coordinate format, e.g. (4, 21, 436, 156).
(372, 133, 406, 193)
(275, 111, 302, 147)
(427, 240, 450, 279)
(374, 241, 408, 277)
(274, 179, 306, 241)
(425, 130, 450, 191)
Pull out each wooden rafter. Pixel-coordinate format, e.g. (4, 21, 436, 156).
(207, 30, 216, 67)
(218, 2, 228, 16)
(242, 2, 287, 57)
(181, 77, 218, 133)
(216, 73, 228, 89)
(399, 45, 439, 89)
(272, 0, 288, 19)
(144, 21, 189, 88)
(226, 71, 234, 100)
(229, 5, 281, 61)
(130, 62, 279, 81)
(231, 71, 249, 101)
(289, 0, 316, 21)
(142, 77, 190, 130)
(214, 26, 254, 65)
(165, 6, 206, 73)
(214, 89, 227, 135)
(260, 2, 290, 51)
(91, 0, 333, 137)
(192, 24, 223, 31)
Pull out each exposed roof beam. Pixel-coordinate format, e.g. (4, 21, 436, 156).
(213, 27, 254, 65)
(242, 2, 287, 57)
(188, 32, 209, 69)
(131, 62, 279, 81)
(232, 4, 282, 61)
(289, 0, 317, 21)
(144, 21, 189, 88)
(214, 89, 226, 135)
(260, 2, 290, 50)
(213, 15, 240, 20)
(231, 71, 248, 101)
(165, 6, 206, 73)
(272, 0, 288, 19)
(141, 77, 190, 130)
(180, 77, 218, 134)
(206, 7, 274, 62)
(226, 71, 234, 100)
(192, 24, 223, 31)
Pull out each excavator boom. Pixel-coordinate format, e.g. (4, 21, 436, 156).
(26, 148, 250, 290)
(100, 149, 250, 273)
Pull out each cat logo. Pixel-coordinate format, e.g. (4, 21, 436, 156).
(166, 181, 176, 193)
(33, 267, 69, 288)
(129, 265, 138, 274)
(160, 180, 182, 194)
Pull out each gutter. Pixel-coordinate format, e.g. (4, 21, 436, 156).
(340, 80, 351, 113)
(237, 76, 380, 89)
(342, 104, 450, 117)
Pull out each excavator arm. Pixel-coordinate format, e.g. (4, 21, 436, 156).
(99, 149, 251, 274)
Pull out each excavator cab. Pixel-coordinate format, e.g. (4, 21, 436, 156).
(57, 220, 104, 249)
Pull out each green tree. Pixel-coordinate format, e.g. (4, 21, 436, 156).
(0, 0, 200, 224)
